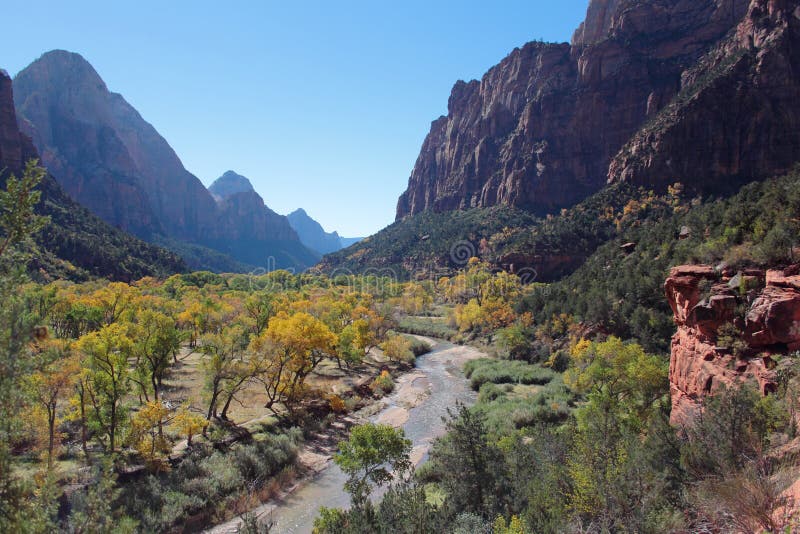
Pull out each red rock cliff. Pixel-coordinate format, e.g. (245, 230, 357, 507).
(396, 0, 753, 219)
(665, 264, 800, 426)
(397, 0, 800, 220)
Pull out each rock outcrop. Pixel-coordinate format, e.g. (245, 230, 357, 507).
(0, 69, 37, 173)
(12, 51, 317, 271)
(396, 0, 800, 220)
(665, 264, 800, 426)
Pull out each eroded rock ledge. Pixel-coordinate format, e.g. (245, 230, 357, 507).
(665, 263, 800, 426)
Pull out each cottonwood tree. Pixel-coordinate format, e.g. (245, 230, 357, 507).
(129, 309, 181, 402)
(25, 339, 80, 469)
(199, 324, 250, 421)
(334, 423, 411, 508)
(77, 323, 134, 452)
(250, 311, 336, 418)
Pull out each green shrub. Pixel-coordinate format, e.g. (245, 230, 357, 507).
(464, 359, 555, 391)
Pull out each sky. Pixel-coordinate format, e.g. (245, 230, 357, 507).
(4, 1, 587, 237)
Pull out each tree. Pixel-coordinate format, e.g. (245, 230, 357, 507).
(379, 334, 414, 365)
(25, 339, 79, 469)
(170, 405, 206, 446)
(0, 160, 54, 532)
(243, 290, 276, 334)
(334, 423, 411, 508)
(0, 159, 48, 258)
(565, 336, 667, 433)
(199, 325, 249, 421)
(90, 282, 139, 326)
(77, 323, 134, 452)
(128, 401, 171, 470)
(250, 312, 336, 417)
(129, 309, 181, 402)
(428, 404, 508, 518)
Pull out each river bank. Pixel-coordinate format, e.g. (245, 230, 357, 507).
(205, 336, 485, 534)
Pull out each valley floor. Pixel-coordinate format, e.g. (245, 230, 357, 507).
(205, 336, 485, 534)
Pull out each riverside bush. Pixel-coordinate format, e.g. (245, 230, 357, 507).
(119, 428, 302, 531)
(464, 359, 555, 390)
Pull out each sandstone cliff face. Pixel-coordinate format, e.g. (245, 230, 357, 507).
(397, 0, 752, 219)
(12, 51, 315, 270)
(0, 70, 38, 174)
(608, 0, 800, 192)
(665, 264, 800, 426)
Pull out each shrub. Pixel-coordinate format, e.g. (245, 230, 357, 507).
(371, 371, 394, 395)
(463, 359, 555, 391)
(403, 335, 432, 357)
(380, 334, 415, 364)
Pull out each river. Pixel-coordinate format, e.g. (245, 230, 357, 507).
(205, 336, 483, 534)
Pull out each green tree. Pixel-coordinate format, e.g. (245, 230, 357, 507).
(77, 323, 134, 452)
(334, 423, 412, 508)
(0, 160, 53, 532)
(428, 403, 508, 518)
(199, 324, 249, 421)
(129, 309, 181, 402)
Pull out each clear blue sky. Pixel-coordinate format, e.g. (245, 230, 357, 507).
(4, 1, 587, 236)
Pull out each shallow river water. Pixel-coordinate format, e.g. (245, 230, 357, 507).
(205, 337, 482, 534)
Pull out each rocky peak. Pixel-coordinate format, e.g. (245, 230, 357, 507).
(208, 170, 255, 200)
(608, 0, 800, 192)
(665, 263, 800, 426)
(571, 0, 624, 46)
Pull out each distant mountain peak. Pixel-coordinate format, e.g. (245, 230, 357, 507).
(24, 50, 108, 91)
(209, 170, 255, 200)
(287, 208, 347, 256)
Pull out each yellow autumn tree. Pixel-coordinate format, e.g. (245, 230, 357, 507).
(170, 405, 207, 446)
(25, 340, 80, 469)
(250, 311, 336, 417)
(128, 401, 171, 470)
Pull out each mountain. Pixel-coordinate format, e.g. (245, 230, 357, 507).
(12, 50, 317, 272)
(324, 0, 800, 279)
(286, 208, 363, 256)
(206, 171, 320, 268)
(395, 0, 799, 220)
(287, 209, 343, 255)
(0, 69, 186, 281)
(338, 236, 364, 248)
(208, 170, 256, 200)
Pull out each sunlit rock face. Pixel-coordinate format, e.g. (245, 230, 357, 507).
(665, 264, 800, 427)
(398, 0, 800, 220)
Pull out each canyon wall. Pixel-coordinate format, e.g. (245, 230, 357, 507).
(398, 0, 800, 220)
